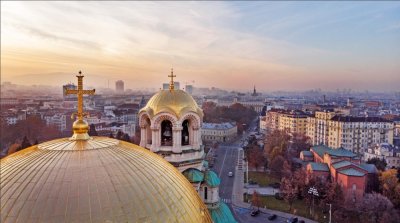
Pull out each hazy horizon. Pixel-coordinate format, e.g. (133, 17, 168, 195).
(2, 1, 400, 91)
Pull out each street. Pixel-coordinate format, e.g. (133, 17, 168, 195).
(210, 118, 287, 223)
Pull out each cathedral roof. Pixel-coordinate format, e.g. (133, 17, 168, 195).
(210, 202, 237, 223)
(0, 137, 212, 222)
(140, 89, 203, 119)
(204, 170, 221, 187)
(183, 168, 205, 183)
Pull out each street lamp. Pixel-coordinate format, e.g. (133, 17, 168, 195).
(308, 186, 319, 217)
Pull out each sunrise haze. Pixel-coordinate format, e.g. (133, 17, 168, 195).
(1, 1, 399, 91)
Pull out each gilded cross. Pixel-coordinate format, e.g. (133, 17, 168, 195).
(168, 68, 176, 90)
(65, 71, 95, 121)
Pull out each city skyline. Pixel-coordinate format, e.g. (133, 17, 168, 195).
(1, 1, 400, 91)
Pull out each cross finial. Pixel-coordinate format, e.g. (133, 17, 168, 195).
(168, 68, 176, 90)
(65, 71, 96, 140)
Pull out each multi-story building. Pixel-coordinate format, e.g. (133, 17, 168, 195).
(43, 113, 67, 131)
(300, 145, 378, 203)
(364, 143, 400, 169)
(265, 108, 285, 132)
(328, 116, 393, 154)
(307, 110, 336, 145)
(62, 83, 77, 101)
(201, 122, 237, 143)
(115, 80, 124, 93)
(259, 116, 267, 132)
(278, 110, 309, 135)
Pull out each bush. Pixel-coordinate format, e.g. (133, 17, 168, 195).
(275, 193, 284, 200)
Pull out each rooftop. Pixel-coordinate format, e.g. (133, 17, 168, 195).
(209, 202, 237, 223)
(301, 150, 313, 157)
(338, 168, 366, 177)
(332, 160, 353, 169)
(330, 116, 391, 123)
(202, 122, 236, 130)
(311, 145, 357, 159)
(359, 163, 378, 174)
(309, 162, 329, 172)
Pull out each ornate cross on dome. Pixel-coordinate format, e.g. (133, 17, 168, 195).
(65, 71, 96, 121)
(168, 68, 176, 90)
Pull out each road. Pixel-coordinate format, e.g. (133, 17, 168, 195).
(211, 118, 288, 223)
(212, 145, 238, 205)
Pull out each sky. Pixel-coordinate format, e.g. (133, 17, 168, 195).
(1, 1, 400, 91)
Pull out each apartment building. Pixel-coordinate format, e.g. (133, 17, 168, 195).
(278, 110, 309, 135)
(307, 110, 336, 145)
(328, 116, 393, 154)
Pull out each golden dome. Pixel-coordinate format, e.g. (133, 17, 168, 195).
(0, 137, 212, 223)
(140, 89, 203, 119)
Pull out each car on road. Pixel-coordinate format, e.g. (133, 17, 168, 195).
(286, 217, 298, 223)
(250, 209, 260, 217)
(228, 171, 233, 177)
(268, 214, 277, 220)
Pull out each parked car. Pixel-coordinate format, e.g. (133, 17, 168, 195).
(268, 214, 277, 220)
(287, 217, 298, 223)
(228, 172, 233, 177)
(250, 209, 260, 217)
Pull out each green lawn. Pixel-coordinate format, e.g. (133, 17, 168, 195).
(245, 171, 280, 187)
(244, 194, 329, 223)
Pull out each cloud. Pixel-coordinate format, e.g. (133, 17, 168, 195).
(1, 1, 399, 91)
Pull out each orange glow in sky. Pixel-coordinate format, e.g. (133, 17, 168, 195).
(1, 1, 399, 91)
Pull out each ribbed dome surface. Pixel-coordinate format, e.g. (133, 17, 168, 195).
(140, 89, 203, 119)
(0, 137, 212, 223)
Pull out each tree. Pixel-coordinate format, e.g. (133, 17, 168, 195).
(116, 130, 123, 140)
(280, 168, 306, 211)
(379, 169, 400, 208)
(367, 157, 387, 171)
(251, 191, 261, 210)
(7, 143, 20, 155)
(1, 116, 62, 155)
(247, 146, 266, 171)
(18, 136, 31, 151)
(280, 177, 297, 211)
(290, 133, 311, 158)
(109, 132, 114, 138)
(89, 124, 98, 136)
(356, 193, 399, 223)
(264, 130, 290, 161)
(202, 102, 257, 134)
(122, 133, 131, 142)
(269, 155, 285, 179)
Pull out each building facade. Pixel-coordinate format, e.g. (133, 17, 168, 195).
(301, 145, 377, 203)
(328, 116, 393, 154)
(115, 80, 124, 93)
(278, 110, 308, 135)
(307, 111, 336, 145)
(364, 143, 400, 169)
(201, 122, 237, 143)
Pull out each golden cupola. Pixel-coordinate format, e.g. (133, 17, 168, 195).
(0, 71, 212, 223)
(139, 68, 203, 119)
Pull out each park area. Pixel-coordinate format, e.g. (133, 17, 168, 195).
(243, 194, 329, 223)
(245, 171, 280, 187)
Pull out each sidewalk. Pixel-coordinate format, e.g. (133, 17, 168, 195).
(231, 148, 318, 223)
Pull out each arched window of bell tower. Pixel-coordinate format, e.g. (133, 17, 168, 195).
(182, 119, 190, 146)
(161, 120, 173, 146)
(146, 118, 152, 145)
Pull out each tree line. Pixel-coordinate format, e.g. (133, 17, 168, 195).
(202, 102, 258, 134)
